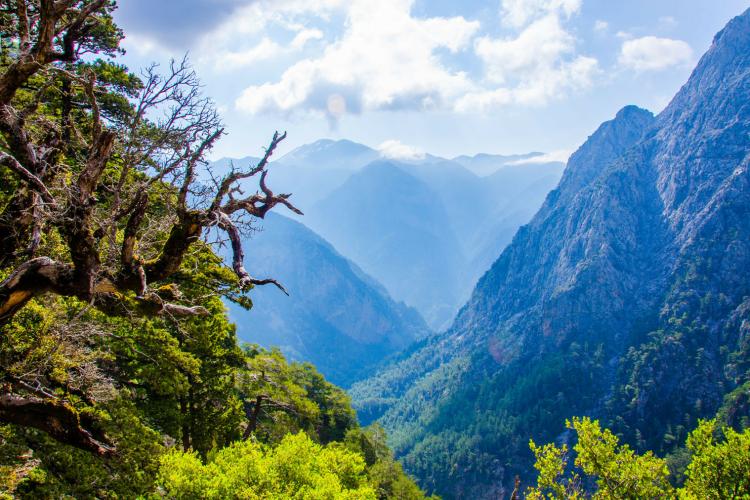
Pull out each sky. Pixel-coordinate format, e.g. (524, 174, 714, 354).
(112, 0, 750, 160)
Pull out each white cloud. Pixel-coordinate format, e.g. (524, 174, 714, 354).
(236, 0, 479, 120)
(508, 149, 572, 164)
(377, 139, 426, 160)
(290, 28, 324, 49)
(195, 1, 342, 70)
(459, 12, 598, 111)
(122, 32, 169, 57)
(476, 15, 575, 84)
(214, 37, 283, 69)
(619, 36, 693, 71)
(211, 29, 324, 70)
(226, 0, 597, 119)
(594, 20, 608, 32)
(500, 0, 582, 27)
(658, 16, 678, 29)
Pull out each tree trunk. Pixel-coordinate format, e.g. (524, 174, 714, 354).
(180, 396, 191, 451)
(243, 395, 264, 440)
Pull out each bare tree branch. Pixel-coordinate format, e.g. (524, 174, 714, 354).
(0, 152, 55, 204)
(0, 5, 305, 455)
(215, 211, 289, 295)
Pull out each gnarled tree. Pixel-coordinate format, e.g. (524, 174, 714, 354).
(0, 0, 300, 455)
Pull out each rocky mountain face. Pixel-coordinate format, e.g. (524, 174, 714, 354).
(227, 213, 430, 387)
(351, 9, 750, 498)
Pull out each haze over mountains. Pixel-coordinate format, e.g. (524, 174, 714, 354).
(351, 9, 750, 498)
(226, 212, 430, 388)
(215, 140, 564, 334)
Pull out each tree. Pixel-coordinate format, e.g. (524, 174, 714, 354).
(157, 432, 377, 499)
(235, 346, 359, 446)
(527, 417, 673, 499)
(527, 417, 750, 499)
(680, 419, 750, 498)
(236, 347, 320, 443)
(344, 425, 436, 500)
(0, 0, 300, 456)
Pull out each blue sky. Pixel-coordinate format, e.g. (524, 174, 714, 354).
(113, 0, 750, 160)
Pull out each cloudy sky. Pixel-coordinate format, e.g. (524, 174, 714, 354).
(113, 0, 750, 160)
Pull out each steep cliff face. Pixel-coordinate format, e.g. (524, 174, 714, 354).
(351, 9, 750, 498)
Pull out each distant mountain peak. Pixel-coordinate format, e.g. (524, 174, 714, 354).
(278, 139, 378, 170)
(558, 104, 654, 193)
(451, 151, 557, 176)
(615, 104, 653, 120)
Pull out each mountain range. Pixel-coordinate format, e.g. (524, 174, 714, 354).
(350, 8, 750, 498)
(225, 212, 430, 388)
(215, 141, 564, 331)
(215, 136, 564, 387)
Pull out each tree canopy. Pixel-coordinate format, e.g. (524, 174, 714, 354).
(527, 417, 750, 499)
(0, 2, 431, 498)
(0, 0, 303, 454)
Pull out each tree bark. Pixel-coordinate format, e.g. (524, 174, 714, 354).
(180, 396, 191, 451)
(0, 257, 74, 323)
(243, 395, 265, 440)
(0, 392, 113, 456)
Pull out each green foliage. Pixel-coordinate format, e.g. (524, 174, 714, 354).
(527, 440, 581, 499)
(0, 254, 426, 497)
(1, 302, 429, 498)
(6, 398, 163, 498)
(527, 417, 750, 499)
(344, 425, 436, 499)
(569, 417, 673, 498)
(356, 341, 608, 497)
(680, 420, 750, 498)
(238, 346, 357, 445)
(157, 432, 377, 499)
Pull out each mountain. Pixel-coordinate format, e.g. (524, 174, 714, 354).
(277, 138, 379, 170)
(305, 161, 467, 330)
(212, 143, 564, 331)
(351, 9, 750, 499)
(204, 155, 259, 181)
(397, 160, 493, 253)
(397, 159, 565, 306)
(227, 212, 430, 387)
(467, 164, 565, 288)
(209, 140, 378, 215)
(300, 155, 565, 330)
